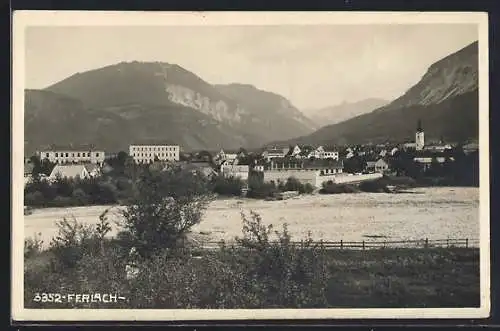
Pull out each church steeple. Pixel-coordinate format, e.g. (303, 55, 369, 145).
(415, 119, 425, 151)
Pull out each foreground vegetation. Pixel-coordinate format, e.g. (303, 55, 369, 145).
(24, 166, 479, 309)
(25, 220, 480, 309)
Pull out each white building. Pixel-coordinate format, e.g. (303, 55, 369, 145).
(416, 120, 425, 151)
(290, 145, 302, 157)
(262, 146, 290, 161)
(424, 144, 453, 152)
(129, 143, 180, 164)
(214, 149, 238, 165)
(221, 164, 249, 180)
(39, 145, 105, 165)
(49, 164, 91, 181)
(311, 146, 339, 160)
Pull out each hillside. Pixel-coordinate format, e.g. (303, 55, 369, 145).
(307, 98, 389, 126)
(24, 89, 264, 154)
(43, 61, 315, 149)
(276, 41, 479, 146)
(215, 83, 318, 136)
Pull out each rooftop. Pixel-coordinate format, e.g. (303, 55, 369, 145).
(130, 140, 179, 146)
(41, 143, 102, 151)
(50, 164, 88, 178)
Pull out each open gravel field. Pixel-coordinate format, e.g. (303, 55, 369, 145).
(23, 187, 480, 248)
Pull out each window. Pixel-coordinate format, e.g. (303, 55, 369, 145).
(72, 153, 75, 157)
(45, 153, 49, 157)
(96, 153, 100, 157)
(55, 153, 59, 157)
(87, 153, 91, 157)
(77, 153, 81, 157)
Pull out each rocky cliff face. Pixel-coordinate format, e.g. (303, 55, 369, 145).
(387, 41, 478, 110)
(27, 61, 316, 153)
(164, 83, 248, 125)
(276, 41, 480, 146)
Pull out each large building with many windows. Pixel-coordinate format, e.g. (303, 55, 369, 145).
(38, 145, 105, 165)
(129, 143, 180, 164)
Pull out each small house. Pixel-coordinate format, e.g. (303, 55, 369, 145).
(366, 159, 389, 173)
(49, 164, 90, 181)
(84, 163, 102, 177)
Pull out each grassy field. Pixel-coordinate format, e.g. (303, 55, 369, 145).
(24, 247, 479, 309)
(24, 187, 480, 248)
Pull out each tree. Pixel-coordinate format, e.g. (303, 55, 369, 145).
(196, 150, 214, 164)
(30, 155, 55, 177)
(120, 165, 215, 257)
(343, 156, 365, 174)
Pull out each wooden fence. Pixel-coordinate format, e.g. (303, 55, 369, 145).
(200, 238, 479, 250)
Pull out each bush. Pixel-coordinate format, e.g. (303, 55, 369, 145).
(119, 166, 215, 257)
(24, 191, 45, 206)
(358, 180, 388, 193)
(283, 177, 314, 194)
(232, 210, 331, 307)
(49, 210, 112, 270)
(247, 178, 278, 199)
(212, 175, 244, 197)
(72, 188, 89, 205)
(24, 232, 44, 259)
(320, 182, 359, 194)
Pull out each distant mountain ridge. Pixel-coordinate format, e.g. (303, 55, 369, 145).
(307, 98, 389, 126)
(25, 61, 317, 154)
(274, 41, 479, 147)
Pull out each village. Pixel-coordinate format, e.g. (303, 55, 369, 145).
(24, 121, 479, 197)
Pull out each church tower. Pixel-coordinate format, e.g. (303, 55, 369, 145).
(415, 119, 425, 151)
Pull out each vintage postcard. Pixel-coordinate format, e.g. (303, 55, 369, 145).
(12, 11, 490, 321)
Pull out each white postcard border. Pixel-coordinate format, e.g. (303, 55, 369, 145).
(11, 11, 490, 321)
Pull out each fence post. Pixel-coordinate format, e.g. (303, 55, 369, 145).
(340, 239, 343, 250)
(466, 238, 469, 248)
(425, 238, 428, 248)
(362, 240, 365, 250)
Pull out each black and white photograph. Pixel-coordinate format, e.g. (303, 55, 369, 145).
(12, 11, 490, 321)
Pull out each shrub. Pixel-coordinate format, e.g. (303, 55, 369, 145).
(119, 166, 215, 257)
(49, 210, 112, 269)
(71, 188, 89, 205)
(247, 176, 278, 199)
(24, 232, 44, 259)
(212, 175, 244, 197)
(24, 191, 45, 206)
(320, 182, 359, 194)
(302, 183, 315, 194)
(232, 210, 331, 307)
(358, 180, 387, 193)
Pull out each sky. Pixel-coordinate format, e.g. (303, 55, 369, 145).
(24, 24, 478, 110)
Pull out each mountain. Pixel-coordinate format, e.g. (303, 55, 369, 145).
(276, 41, 479, 147)
(24, 89, 265, 155)
(31, 61, 315, 153)
(214, 83, 318, 136)
(307, 98, 389, 126)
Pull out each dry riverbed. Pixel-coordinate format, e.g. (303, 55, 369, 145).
(23, 187, 480, 248)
